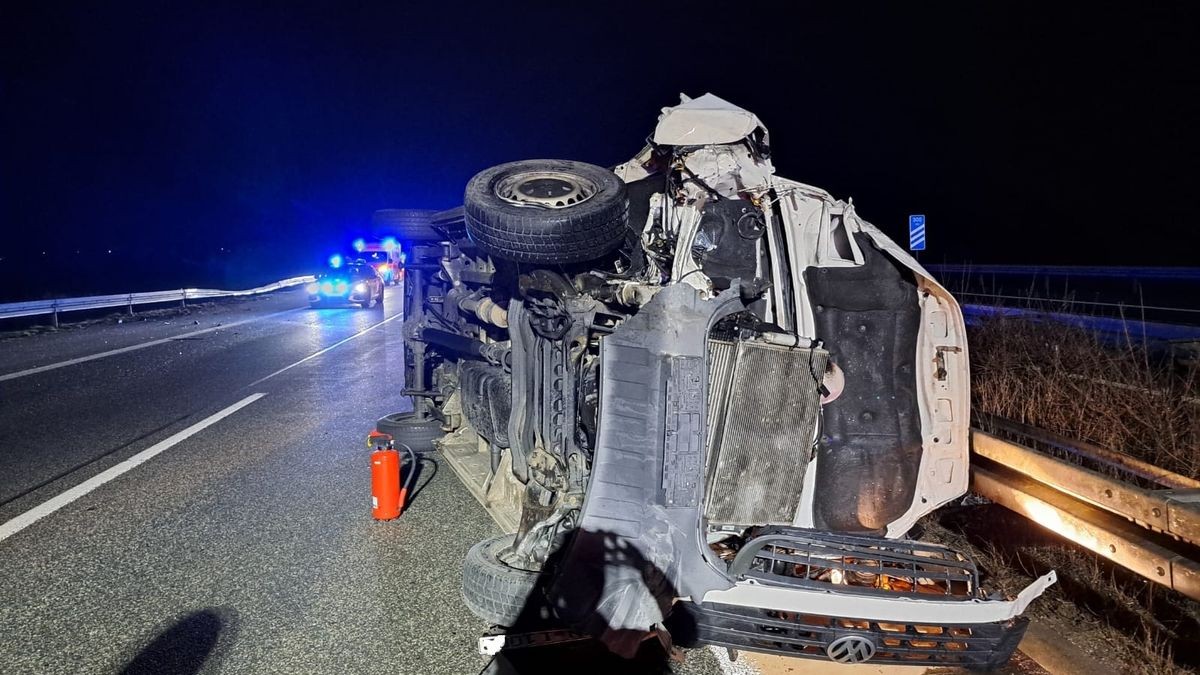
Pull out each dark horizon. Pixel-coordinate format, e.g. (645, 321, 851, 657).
(3, 2, 1198, 301)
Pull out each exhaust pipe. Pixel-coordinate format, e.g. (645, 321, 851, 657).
(419, 327, 511, 367)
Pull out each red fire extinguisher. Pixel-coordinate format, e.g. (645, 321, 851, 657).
(368, 430, 414, 520)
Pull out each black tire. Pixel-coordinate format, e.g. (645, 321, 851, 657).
(462, 535, 547, 627)
(375, 412, 443, 453)
(464, 159, 628, 264)
(372, 209, 443, 241)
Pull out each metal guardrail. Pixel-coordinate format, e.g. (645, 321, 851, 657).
(0, 275, 315, 325)
(969, 422, 1200, 601)
(960, 293, 1200, 316)
(927, 264, 1200, 281)
(961, 304, 1200, 343)
(929, 264, 1200, 330)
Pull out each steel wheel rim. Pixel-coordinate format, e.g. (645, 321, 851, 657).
(494, 170, 597, 209)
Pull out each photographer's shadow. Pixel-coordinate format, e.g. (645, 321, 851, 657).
(483, 529, 698, 674)
(120, 607, 236, 675)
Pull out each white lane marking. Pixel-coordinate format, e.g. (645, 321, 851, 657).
(0, 310, 300, 383)
(247, 310, 405, 386)
(0, 393, 266, 543)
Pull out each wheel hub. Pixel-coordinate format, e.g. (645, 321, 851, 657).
(495, 171, 596, 209)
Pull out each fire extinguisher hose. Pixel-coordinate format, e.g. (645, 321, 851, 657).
(396, 441, 418, 510)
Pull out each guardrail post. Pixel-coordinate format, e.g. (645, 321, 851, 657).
(52, 301, 59, 328)
(128, 294, 134, 316)
(180, 289, 187, 308)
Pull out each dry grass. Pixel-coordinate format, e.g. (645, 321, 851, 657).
(954, 313, 1200, 673)
(968, 314, 1200, 478)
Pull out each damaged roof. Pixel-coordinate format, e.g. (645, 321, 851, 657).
(652, 93, 768, 146)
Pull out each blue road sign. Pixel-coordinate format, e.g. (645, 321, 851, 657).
(909, 214, 926, 251)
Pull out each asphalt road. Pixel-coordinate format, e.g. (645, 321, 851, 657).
(0, 286, 730, 674)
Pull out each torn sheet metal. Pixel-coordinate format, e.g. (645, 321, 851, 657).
(681, 143, 775, 198)
(653, 93, 768, 146)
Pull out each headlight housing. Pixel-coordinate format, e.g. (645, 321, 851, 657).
(354, 282, 367, 293)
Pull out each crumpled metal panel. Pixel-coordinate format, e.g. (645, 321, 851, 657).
(705, 341, 827, 525)
(652, 93, 767, 146)
(547, 283, 745, 657)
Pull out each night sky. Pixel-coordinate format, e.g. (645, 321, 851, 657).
(2, 3, 1197, 300)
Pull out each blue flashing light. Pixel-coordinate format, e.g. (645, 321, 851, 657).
(329, 253, 344, 268)
(382, 237, 397, 251)
(352, 238, 366, 252)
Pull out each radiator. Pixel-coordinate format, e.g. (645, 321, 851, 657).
(704, 339, 828, 525)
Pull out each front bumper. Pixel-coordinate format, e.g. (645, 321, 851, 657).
(685, 527, 1056, 668)
(683, 600, 1029, 669)
(309, 291, 370, 304)
(547, 284, 1052, 667)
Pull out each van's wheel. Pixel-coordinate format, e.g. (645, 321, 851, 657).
(462, 535, 549, 627)
(372, 209, 443, 241)
(375, 412, 443, 453)
(464, 160, 628, 265)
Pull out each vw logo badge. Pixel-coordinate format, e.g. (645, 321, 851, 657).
(827, 635, 876, 663)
